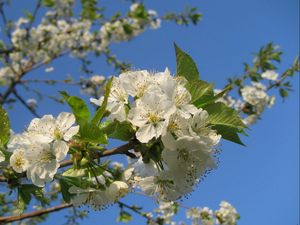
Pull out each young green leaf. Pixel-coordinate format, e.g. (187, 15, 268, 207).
(117, 211, 132, 223)
(59, 176, 86, 203)
(185, 80, 213, 107)
(59, 92, 90, 123)
(212, 125, 245, 146)
(174, 43, 199, 81)
(203, 102, 246, 145)
(101, 121, 134, 141)
(17, 186, 32, 213)
(0, 105, 10, 147)
(91, 77, 113, 125)
(203, 102, 246, 130)
(80, 122, 107, 144)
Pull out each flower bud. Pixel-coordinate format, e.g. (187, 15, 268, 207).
(107, 181, 129, 201)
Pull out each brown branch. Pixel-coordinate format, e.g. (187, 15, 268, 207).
(12, 89, 40, 118)
(0, 203, 72, 223)
(60, 140, 137, 168)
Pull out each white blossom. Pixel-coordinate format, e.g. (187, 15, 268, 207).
(215, 201, 239, 225)
(9, 149, 29, 173)
(91, 78, 129, 122)
(128, 91, 175, 143)
(261, 70, 278, 81)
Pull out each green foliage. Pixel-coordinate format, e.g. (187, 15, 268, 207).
(18, 187, 30, 213)
(81, 0, 101, 20)
(163, 6, 202, 26)
(117, 211, 132, 223)
(17, 185, 48, 213)
(91, 77, 113, 125)
(129, 3, 148, 20)
(23, 10, 34, 22)
(203, 102, 246, 145)
(212, 125, 245, 146)
(254, 42, 282, 71)
(80, 122, 107, 144)
(60, 92, 90, 124)
(174, 43, 199, 81)
(0, 105, 10, 147)
(42, 0, 55, 7)
(279, 88, 289, 99)
(185, 80, 214, 107)
(59, 176, 86, 203)
(100, 120, 135, 141)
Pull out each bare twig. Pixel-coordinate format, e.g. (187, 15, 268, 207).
(0, 203, 72, 223)
(12, 89, 40, 118)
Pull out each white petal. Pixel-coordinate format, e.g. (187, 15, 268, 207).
(56, 112, 76, 133)
(90, 97, 103, 106)
(53, 140, 69, 161)
(63, 125, 79, 141)
(136, 124, 156, 143)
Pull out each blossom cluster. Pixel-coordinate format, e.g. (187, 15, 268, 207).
(215, 70, 277, 126)
(186, 201, 239, 225)
(91, 68, 221, 201)
(68, 169, 132, 210)
(7, 112, 79, 186)
(145, 200, 239, 225)
(0, 3, 160, 85)
(99, 3, 161, 50)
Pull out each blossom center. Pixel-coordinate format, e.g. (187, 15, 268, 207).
(41, 151, 55, 162)
(15, 157, 25, 169)
(54, 128, 63, 139)
(177, 148, 189, 161)
(168, 121, 179, 132)
(147, 112, 160, 124)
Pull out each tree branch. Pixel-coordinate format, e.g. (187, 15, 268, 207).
(12, 89, 40, 118)
(0, 203, 72, 223)
(60, 140, 137, 168)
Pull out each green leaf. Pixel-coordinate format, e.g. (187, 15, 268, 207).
(101, 121, 134, 141)
(203, 102, 246, 130)
(174, 43, 199, 81)
(42, 0, 55, 7)
(279, 88, 289, 98)
(59, 178, 72, 203)
(117, 211, 132, 223)
(0, 105, 10, 147)
(60, 92, 90, 123)
(212, 125, 245, 146)
(81, 0, 99, 20)
(17, 186, 32, 213)
(59, 176, 86, 203)
(23, 10, 34, 22)
(91, 77, 113, 125)
(185, 80, 213, 107)
(59, 91, 70, 99)
(210, 84, 233, 102)
(21, 184, 49, 206)
(203, 102, 246, 145)
(80, 122, 107, 144)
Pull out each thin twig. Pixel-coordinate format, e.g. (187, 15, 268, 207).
(12, 89, 40, 118)
(0, 203, 72, 223)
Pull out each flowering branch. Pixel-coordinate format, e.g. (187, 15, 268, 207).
(59, 140, 137, 168)
(0, 140, 137, 182)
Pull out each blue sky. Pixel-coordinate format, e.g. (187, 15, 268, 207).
(1, 0, 299, 224)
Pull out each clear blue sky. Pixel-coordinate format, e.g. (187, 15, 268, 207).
(1, 0, 299, 224)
